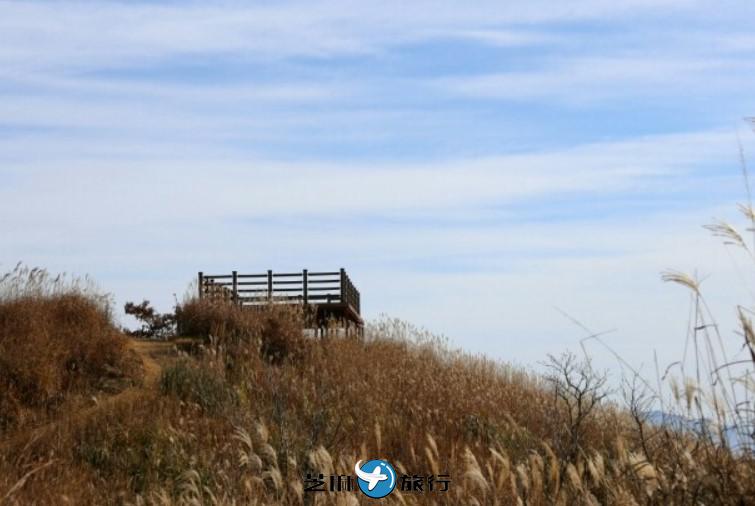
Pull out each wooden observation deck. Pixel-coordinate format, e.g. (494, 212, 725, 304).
(198, 268, 362, 335)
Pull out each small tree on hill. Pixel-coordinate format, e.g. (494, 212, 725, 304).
(124, 300, 175, 339)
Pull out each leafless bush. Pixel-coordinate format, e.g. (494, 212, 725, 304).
(543, 351, 610, 462)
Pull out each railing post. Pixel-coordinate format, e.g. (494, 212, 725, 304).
(198, 272, 204, 299)
(303, 269, 308, 304)
(267, 269, 273, 301)
(232, 270, 238, 305)
(340, 268, 346, 304)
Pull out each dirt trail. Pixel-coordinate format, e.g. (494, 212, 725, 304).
(0, 338, 176, 451)
(127, 338, 173, 387)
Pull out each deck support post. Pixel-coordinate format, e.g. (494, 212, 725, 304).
(267, 270, 273, 302)
(232, 270, 238, 305)
(303, 269, 308, 304)
(339, 268, 346, 304)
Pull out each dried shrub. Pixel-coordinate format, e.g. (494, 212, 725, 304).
(0, 265, 131, 432)
(175, 298, 305, 366)
(160, 360, 237, 415)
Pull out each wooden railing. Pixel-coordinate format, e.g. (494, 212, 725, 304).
(198, 268, 360, 315)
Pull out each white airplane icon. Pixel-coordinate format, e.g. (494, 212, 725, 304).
(354, 460, 389, 491)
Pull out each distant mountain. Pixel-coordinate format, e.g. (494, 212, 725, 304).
(645, 410, 754, 453)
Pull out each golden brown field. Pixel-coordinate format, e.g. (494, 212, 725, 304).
(0, 262, 753, 505)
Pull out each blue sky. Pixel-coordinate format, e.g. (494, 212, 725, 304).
(2, 0, 755, 374)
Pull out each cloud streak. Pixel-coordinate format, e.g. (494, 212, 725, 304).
(0, 130, 736, 228)
(437, 56, 755, 103)
(0, 1, 711, 71)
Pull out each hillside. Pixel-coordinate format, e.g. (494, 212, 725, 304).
(0, 269, 754, 504)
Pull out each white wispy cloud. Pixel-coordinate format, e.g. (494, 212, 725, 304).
(0, 0, 713, 72)
(0, 129, 736, 229)
(437, 56, 755, 103)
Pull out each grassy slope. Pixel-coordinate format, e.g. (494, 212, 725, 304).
(2, 296, 753, 505)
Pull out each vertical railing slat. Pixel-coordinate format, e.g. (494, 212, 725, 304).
(232, 270, 238, 305)
(303, 269, 308, 304)
(339, 268, 345, 305)
(267, 270, 273, 301)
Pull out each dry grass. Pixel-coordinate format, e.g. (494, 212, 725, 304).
(176, 298, 306, 369)
(0, 264, 135, 433)
(0, 262, 753, 504)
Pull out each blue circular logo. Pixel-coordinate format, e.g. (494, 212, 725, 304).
(354, 459, 396, 498)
